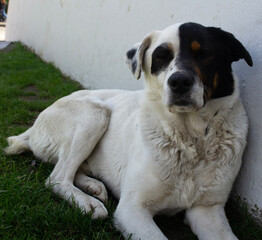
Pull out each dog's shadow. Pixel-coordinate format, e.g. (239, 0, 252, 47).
(154, 212, 197, 240)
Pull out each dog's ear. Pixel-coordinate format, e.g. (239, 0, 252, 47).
(208, 27, 253, 67)
(126, 35, 152, 79)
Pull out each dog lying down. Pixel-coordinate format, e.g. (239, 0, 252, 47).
(5, 22, 252, 240)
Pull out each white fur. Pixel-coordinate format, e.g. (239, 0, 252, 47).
(5, 24, 248, 240)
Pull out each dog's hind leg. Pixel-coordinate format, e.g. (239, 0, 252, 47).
(45, 102, 111, 219)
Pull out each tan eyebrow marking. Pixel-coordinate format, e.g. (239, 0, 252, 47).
(194, 65, 203, 80)
(191, 41, 201, 51)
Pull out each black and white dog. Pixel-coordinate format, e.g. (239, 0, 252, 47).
(5, 22, 252, 240)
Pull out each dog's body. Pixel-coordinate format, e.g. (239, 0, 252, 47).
(5, 22, 252, 240)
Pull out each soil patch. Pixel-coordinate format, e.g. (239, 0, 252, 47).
(22, 84, 39, 94)
(0, 42, 16, 53)
(21, 84, 40, 101)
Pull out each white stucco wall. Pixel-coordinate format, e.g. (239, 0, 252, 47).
(6, 0, 262, 220)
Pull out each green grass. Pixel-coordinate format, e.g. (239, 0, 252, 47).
(0, 43, 261, 240)
(0, 43, 123, 240)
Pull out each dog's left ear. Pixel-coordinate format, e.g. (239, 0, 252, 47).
(126, 34, 153, 79)
(208, 27, 253, 67)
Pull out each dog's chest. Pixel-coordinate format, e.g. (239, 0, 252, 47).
(142, 113, 241, 211)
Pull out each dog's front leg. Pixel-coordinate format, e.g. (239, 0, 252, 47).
(185, 204, 238, 240)
(114, 200, 167, 240)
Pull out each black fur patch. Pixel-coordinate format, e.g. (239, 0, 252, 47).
(127, 48, 137, 60)
(151, 43, 174, 75)
(178, 22, 252, 100)
(132, 61, 137, 74)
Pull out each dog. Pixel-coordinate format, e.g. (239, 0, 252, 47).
(5, 22, 253, 240)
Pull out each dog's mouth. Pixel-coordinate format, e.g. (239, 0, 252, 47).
(173, 99, 192, 106)
(168, 97, 199, 113)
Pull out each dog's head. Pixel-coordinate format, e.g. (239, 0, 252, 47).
(126, 22, 253, 112)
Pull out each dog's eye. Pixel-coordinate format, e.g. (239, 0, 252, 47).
(154, 49, 173, 61)
(193, 49, 214, 65)
(196, 49, 212, 59)
(151, 45, 174, 74)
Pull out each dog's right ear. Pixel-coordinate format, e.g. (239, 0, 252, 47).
(126, 35, 152, 80)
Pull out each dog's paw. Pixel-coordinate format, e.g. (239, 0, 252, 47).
(74, 174, 108, 204)
(80, 197, 108, 219)
(84, 180, 108, 204)
(46, 179, 108, 219)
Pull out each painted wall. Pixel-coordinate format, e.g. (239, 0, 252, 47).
(6, 0, 262, 220)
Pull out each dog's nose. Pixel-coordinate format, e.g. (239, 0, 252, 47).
(168, 72, 194, 94)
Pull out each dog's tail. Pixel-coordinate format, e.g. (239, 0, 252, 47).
(4, 129, 32, 155)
